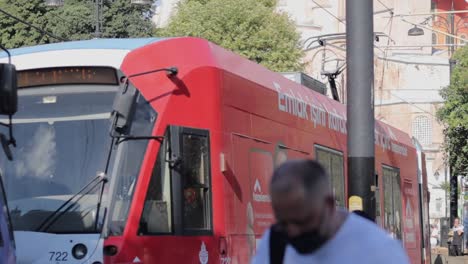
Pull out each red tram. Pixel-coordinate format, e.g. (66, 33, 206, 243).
(104, 37, 431, 264)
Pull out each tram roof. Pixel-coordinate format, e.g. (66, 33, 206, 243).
(0, 38, 163, 58)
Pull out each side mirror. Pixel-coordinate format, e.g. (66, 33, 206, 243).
(0, 63, 18, 115)
(110, 79, 137, 135)
(0, 63, 18, 160)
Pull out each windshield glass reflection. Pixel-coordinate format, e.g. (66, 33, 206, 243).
(0, 86, 116, 233)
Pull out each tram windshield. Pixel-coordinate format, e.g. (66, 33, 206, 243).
(0, 85, 116, 233)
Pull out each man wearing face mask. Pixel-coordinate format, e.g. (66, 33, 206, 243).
(251, 159, 410, 264)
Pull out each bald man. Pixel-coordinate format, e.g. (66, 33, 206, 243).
(251, 159, 410, 264)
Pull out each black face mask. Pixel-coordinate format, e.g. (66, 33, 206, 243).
(286, 206, 329, 254)
(287, 229, 328, 254)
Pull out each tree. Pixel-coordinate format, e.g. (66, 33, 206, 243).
(159, 0, 303, 72)
(46, 0, 155, 40)
(437, 46, 468, 177)
(101, 0, 155, 38)
(0, 0, 51, 48)
(44, 0, 94, 41)
(0, 0, 155, 49)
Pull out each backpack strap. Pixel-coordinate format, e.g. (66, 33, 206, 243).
(269, 225, 287, 264)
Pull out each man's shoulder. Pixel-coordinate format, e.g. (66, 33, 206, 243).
(341, 215, 409, 263)
(343, 214, 401, 246)
(345, 214, 388, 236)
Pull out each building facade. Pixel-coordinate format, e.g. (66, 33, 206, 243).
(267, 0, 461, 226)
(151, 0, 467, 226)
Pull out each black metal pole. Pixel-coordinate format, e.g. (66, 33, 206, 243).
(94, 0, 103, 38)
(450, 170, 458, 226)
(346, 0, 375, 219)
(327, 74, 340, 102)
(450, 0, 455, 57)
(449, 0, 458, 227)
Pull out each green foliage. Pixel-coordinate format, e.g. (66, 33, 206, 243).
(159, 0, 303, 72)
(0, 0, 155, 48)
(101, 0, 154, 38)
(439, 181, 450, 194)
(437, 46, 468, 176)
(0, 0, 51, 48)
(44, 0, 94, 41)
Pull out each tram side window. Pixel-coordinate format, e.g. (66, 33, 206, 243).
(383, 166, 402, 240)
(375, 173, 382, 227)
(315, 146, 345, 207)
(181, 132, 211, 231)
(139, 135, 172, 235)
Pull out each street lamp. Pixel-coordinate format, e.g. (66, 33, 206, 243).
(131, 0, 152, 4)
(408, 25, 425, 36)
(44, 0, 64, 6)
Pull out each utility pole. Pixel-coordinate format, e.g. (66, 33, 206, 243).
(449, 0, 455, 58)
(346, 0, 375, 219)
(94, 0, 104, 38)
(449, 0, 457, 227)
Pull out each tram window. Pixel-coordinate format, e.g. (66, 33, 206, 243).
(315, 146, 345, 207)
(375, 173, 382, 227)
(139, 135, 172, 235)
(331, 155, 344, 207)
(107, 94, 157, 236)
(383, 166, 402, 240)
(181, 132, 211, 231)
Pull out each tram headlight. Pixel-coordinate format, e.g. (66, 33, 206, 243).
(72, 243, 88, 260)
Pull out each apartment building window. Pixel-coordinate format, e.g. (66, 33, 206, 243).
(412, 115, 432, 146)
(460, 34, 467, 45)
(446, 35, 454, 45)
(432, 33, 437, 45)
(436, 198, 442, 213)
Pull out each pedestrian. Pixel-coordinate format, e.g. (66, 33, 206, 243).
(451, 217, 464, 256)
(251, 159, 410, 264)
(430, 224, 439, 248)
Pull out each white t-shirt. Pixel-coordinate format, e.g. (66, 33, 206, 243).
(453, 225, 464, 232)
(251, 213, 410, 264)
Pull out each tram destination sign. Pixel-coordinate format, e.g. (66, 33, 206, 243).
(17, 66, 118, 88)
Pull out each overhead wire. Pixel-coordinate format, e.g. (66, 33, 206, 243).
(378, 91, 439, 118)
(376, 0, 393, 14)
(308, 0, 391, 55)
(377, 10, 395, 118)
(308, 0, 426, 115)
(53, 12, 73, 25)
(310, 0, 346, 25)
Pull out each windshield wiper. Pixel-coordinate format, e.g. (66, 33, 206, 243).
(94, 172, 108, 232)
(36, 173, 108, 233)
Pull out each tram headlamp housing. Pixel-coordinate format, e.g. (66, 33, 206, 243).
(72, 243, 88, 260)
